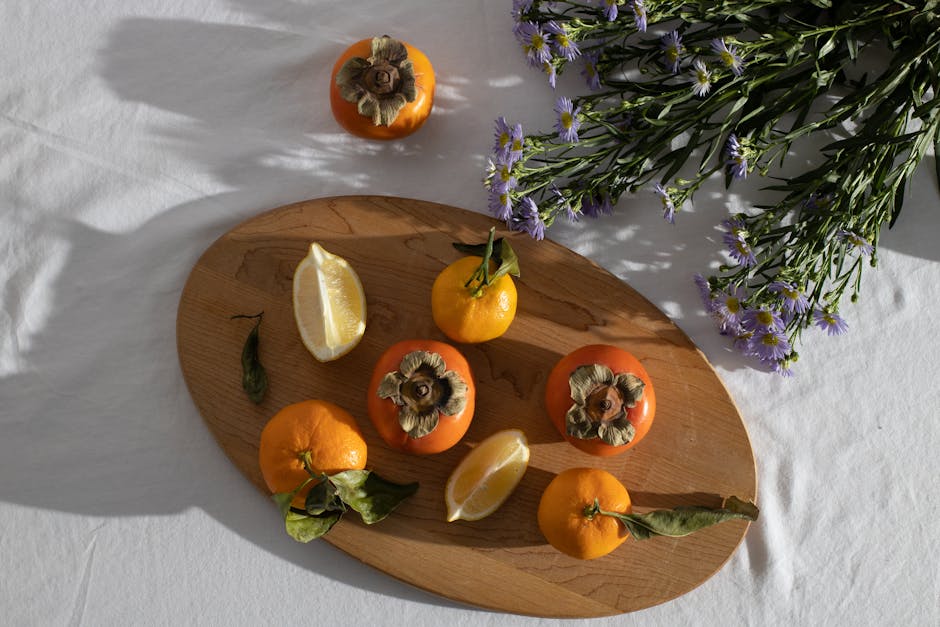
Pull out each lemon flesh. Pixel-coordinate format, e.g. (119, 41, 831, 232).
(445, 429, 530, 522)
(292, 242, 366, 362)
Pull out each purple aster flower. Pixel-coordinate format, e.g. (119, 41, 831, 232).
(742, 306, 785, 334)
(771, 357, 796, 377)
(804, 192, 835, 211)
(690, 59, 713, 97)
(726, 133, 748, 180)
(814, 308, 848, 336)
(711, 39, 745, 76)
(554, 96, 582, 143)
(749, 329, 791, 362)
(661, 31, 683, 74)
(693, 273, 715, 311)
(721, 215, 748, 235)
(838, 230, 874, 256)
(491, 159, 518, 193)
(581, 53, 601, 90)
(582, 191, 613, 218)
(507, 124, 525, 164)
(654, 184, 676, 224)
(543, 61, 558, 89)
(546, 21, 580, 61)
(512, 0, 533, 17)
(732, 330, 753, 353)
(723, 232, 757, 267)
(493, 117, 513, 161)
(714, 284, 746, 332)
(515, 197, 546, 240)
(488, 188, 513, 222)
(550, 185, 578, 222)
(769, 281, 810, 313)
(516, 22, 552, 67)
(631, 1, 648, 32)
(601, 0, 619, 21)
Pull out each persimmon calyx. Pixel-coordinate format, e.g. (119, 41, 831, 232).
(335, 36, 417, 126)
(565, 364, 644, 446)
(376, 350, 468, 438)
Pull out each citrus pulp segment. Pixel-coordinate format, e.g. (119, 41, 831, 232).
(292, 242, 366, 362)
(445, 428, 529, 522)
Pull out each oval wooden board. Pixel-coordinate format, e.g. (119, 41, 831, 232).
(176, 195, 757, 618)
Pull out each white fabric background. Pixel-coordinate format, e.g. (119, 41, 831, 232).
(2, 2, 938, 625)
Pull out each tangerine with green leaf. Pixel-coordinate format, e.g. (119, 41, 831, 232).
(258, 400, 368, 508)
(431, 227, 520, 344)
(538, 468, 760, 560)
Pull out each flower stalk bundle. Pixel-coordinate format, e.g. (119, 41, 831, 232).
(486, 0, 940, 374)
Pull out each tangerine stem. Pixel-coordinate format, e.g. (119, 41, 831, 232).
(299, 450, 316, 475)
(464, 227, 497, 299)
(582, 499, 601, 520)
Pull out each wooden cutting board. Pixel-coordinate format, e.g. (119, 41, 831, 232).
(176, 195, 757, 617)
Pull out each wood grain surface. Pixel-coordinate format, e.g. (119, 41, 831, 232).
(175, 195, 757, 617)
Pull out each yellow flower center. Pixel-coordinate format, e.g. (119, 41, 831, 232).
(561, 112, 573, 129)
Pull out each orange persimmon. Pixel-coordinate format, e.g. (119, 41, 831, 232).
(544, 344, 655, 457)
(329, 36, 435, 140)
(367, 339, 475, 455)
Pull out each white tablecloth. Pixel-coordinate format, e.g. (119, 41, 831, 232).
(2, 2, 938, 625)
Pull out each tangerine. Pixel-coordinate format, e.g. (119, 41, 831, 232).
(258, 400, 368, 507)
(537, 467, 632, 560)
(431, 255, 517, 344)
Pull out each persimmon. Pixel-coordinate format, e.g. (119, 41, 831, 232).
(329, 36, 435, 140)
(544, 344, 655, 456)
(367, 339, 475, 455)
(258, 400, 368, 507)
(431, 228, 520, 344)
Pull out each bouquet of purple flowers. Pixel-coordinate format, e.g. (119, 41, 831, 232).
(486, 0, 940, 374)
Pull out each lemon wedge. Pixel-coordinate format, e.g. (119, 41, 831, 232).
(445, 429, 530, 522)
(292, 242, 366, 362)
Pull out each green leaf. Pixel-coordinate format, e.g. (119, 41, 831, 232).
(452, 227, 521, 280)
(272, 492, 295, 519)
(304, 478, 347, 516)
(616, 498, 759, 541)
(330, 470, 419, 525)
(231, 313, 267, 404)
(284, 510, 341, 543)
(889, 174, 907, 229)
(935, 133, 940, 192)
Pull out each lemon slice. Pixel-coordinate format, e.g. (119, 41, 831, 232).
(292, 242, 366, 362)
(445, 429, 530, 522)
